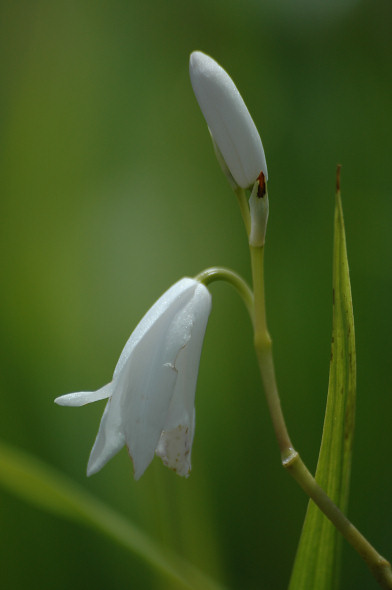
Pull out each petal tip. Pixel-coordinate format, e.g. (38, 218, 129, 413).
(86, 456, 102, 477)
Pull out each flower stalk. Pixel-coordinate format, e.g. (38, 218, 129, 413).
(189, 47, 392, 589)
(234, 187, 251, 235)
(195, 266, 253, 320)
(249, 220, 392, 590)
(250, 243, 293, 456)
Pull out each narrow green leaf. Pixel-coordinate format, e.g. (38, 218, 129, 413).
(0, 440, 225, 590)
(289, 172, 356, 590)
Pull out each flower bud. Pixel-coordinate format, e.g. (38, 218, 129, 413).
(189, 50, 268, 189)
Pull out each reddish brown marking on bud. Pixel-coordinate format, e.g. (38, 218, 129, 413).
(336, 164, 342, 193)
(257, 171, 266, 198)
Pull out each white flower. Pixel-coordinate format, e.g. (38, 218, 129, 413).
(55, 278, 211, 480)
(189, 50, 268, 189)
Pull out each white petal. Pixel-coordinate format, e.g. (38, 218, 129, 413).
(156, 282, 211, 476)
(189, 51, 268, 189)
(87, 397, 125, 476)
(112, 278, 199, 380)
(54, 383, 112, 407)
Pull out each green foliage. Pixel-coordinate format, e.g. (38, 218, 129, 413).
(288, 180, 356, 590)
(0, 440, 224, 590)
(1, 3, 391, 589)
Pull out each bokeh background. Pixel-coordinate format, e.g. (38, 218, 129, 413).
(1, 1, 391, 588)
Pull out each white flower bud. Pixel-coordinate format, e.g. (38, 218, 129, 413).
(189, 50, 268, 189)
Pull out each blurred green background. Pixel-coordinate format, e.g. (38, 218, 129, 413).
(1, 1, 391, 588)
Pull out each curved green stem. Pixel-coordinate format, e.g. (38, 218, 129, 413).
(250, 245, 293, 454)
(250, 243, 392, 589)
(195, 266, 254, 321)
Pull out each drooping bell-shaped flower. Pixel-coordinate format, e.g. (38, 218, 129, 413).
(189, 50, 268, 189)
(55, 278, 211, 480)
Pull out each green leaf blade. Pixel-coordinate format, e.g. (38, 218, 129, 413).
(0, 440, 225, 590)
(289, 179, 356, 590)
